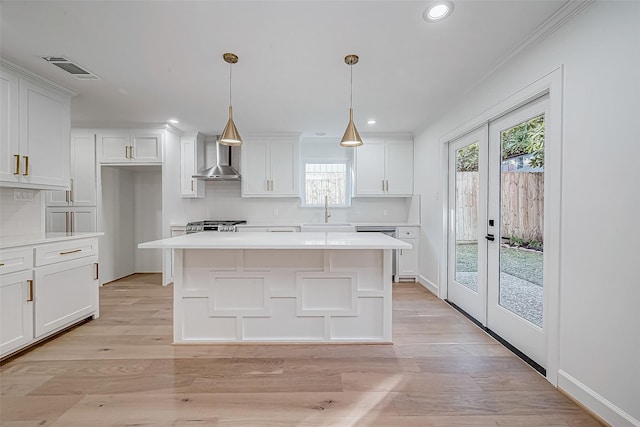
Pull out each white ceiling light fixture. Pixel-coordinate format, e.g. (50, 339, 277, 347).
(219, 52, 242, 146)
(423, 1, 454, 22)
(367, 119, 377, 125)
(167, 118, 179, 124)
(340, 54, 363, 148)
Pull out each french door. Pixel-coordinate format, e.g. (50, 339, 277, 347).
(448, 95, 549, 370)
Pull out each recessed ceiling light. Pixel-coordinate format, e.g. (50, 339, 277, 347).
(367, 119, 377, 125)
(168, 119, 180, 124)
(423, 1, 454, 22)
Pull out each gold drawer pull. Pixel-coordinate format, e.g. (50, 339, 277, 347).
(14, 154, 20, 175)
(60, 249, 82, 255)
(0, 262, 5, 266)
(27, 280, 34, 302)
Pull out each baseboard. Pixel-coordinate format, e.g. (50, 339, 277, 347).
(417, 274, 438, 296)
(558, 370, 639, 427)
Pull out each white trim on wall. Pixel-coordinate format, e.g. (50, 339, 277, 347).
(438, 66, 563, 387)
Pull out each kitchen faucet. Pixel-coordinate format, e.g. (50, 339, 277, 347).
(324, 195, 331, 223)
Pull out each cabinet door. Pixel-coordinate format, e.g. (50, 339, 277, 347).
(46, 208, 70, 233)
(0, 69, 20, 184)
(269, 140, 298, 196)
(0, 270, 34, 357)
(396, 240, 418, 277)
(19, 79, 70, 188)
(180, 135, 204, 198)
(70, 132, 96, 205)
(241, 139, 270, 196)
(131, 133, 162, 163)
(97, 132, 130, 163)
(354, 139, 385, 196)
(34, 256, 98, 338)
(385, 140, 414, 196)
(71, 207, 97, 233)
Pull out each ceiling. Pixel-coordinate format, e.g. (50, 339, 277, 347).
(0, 0, 575, 138)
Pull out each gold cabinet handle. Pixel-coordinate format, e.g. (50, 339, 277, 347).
(60, 249, 81, 255)
(70, 179, 74, 202)
(125, 146, 129, 158)
(0, 263, 5, 266)
(14, 154, 20, 175)
(129, 145, 134, 158)
(27, 280, 34, 302)
(70, 211, 74, 233)
(23, 156, 29, 176)
(94, 262, 99, 280)
(382, 180, 385, 191)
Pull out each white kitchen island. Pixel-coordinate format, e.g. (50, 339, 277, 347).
(139, 232, 411, 344)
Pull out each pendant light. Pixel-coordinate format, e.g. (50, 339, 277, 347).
(340, 54, 363, 147)
(219, 52, 242, 146)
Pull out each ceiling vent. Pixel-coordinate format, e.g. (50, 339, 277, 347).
(42, 56, 100, 80)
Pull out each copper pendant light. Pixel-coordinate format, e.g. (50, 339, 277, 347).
(219, 53, 242, 146)
(340, 54, 363, 147)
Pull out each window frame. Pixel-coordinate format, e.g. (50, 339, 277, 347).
(300, 158, 352, 208)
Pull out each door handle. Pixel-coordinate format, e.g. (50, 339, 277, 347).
(94, 262, 99, 280)
(23, 156, 29, 176)
(485, 234, 495, 241)
(27, 280, 34, 302)
(14, 154, 20, 175)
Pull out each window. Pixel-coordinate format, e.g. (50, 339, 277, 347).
(302, 160, 351, 207)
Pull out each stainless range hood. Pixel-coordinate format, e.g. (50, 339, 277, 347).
(193, 136, 241, 181)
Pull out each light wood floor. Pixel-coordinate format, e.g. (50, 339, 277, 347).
(1, 273, 602, 426)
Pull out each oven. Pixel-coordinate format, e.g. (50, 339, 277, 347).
(186, 220, 247, 234)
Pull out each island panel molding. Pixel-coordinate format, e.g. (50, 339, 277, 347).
(141, 232, 409, 343)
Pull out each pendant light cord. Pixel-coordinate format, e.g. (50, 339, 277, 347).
(349, 63, 353, 109)
(229, 62, 232, 107)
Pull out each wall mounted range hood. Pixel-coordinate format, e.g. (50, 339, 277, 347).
(193, 136, 241, 181)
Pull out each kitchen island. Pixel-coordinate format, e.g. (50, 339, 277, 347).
(139, 232, 411, 343)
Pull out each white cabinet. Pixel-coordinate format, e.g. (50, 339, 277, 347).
(0, 270, 34, 356)
(34, 256, 98, 338)
(354, 138, 413, 197)
(46, 207, 97, 233)
(47, 130, 97, 206)
(395, 226, 419, 282)
(0, 236, 100, 357)
(0, 62, 72, 190)
(97, 130, 162, 163)
(180, 132, 205, 198)
(241, 136, 299, 197)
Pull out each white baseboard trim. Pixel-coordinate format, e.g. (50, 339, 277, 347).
(558, 370, 639, 427)
(417, 275, 438, 296)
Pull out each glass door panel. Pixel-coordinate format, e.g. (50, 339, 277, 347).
(448, 126, 487, 325)
(499, 114, 545, 327)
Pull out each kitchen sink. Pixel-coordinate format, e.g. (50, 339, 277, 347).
(300, 224, 356, 232)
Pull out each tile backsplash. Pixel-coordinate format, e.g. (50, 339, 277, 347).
(0, 188, 43, 238)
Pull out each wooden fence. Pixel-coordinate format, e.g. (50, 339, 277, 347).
(455, 172, 544, 242)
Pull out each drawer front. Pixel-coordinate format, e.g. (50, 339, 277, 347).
(396, 227, 418, 239)
(0, 248, 34, 275)
(35, 238, 98, 267)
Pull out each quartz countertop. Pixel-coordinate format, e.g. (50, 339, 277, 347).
(138, 231, 412, 250)
(0, 232, 104, 250)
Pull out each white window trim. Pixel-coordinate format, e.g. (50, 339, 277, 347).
(300, 158, 352, 208)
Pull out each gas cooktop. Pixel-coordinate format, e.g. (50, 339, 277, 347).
(186, 220, 247, 233)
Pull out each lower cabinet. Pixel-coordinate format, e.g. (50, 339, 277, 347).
(395, 226, 419, 282)
(34, 256, 98, 338)
(0, 270, 34, 356)
(0, 236, 99, 358)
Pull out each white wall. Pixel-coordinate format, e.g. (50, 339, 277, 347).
(0, 187, 43, 237)
(134, 168, 162, 272)
(100, 166, 135, 283)
(413, 2, 640, 425)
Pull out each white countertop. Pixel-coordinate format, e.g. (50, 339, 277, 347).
(0, 232, 104, 250)
(138, 231, 412, 250)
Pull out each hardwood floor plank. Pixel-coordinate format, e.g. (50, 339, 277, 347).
(0, 274, 603, 427)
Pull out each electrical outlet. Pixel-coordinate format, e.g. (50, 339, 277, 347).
(14, 189, 34, 202)
(13, 189, 22, 200)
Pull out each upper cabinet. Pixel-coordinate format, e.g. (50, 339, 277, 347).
(0, 61, 73, 190)
(180, 132, 205, 198)
(241, 136, 299, 197)
(354, 137, 413, 197)
(46, 130, 97, 207)
(97, 130, 162, 164)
